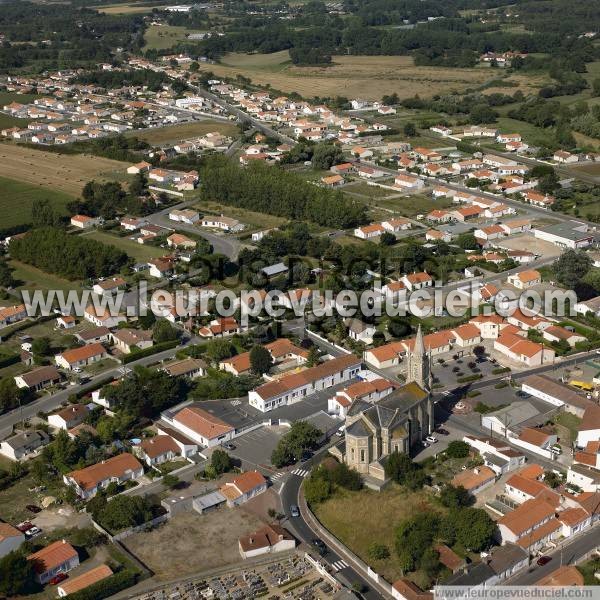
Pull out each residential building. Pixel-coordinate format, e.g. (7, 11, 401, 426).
(135, 435, 181, 466)
(48, 404, 89, 430)
(354, 223, 385, 240)
(220, 339, 307, 376)
(76, 326, 111, 345)
(346, 318, 377, 344)
(219, 470, 268, 507)
(248, 354, 362, 413)
(169, 209, 200, 225)
(92, 277, 126, 296)
(521, 374, 593, 418)
(0, 304, 28, 328)
(239, 524, 295, 559)
(542, 325, 586, 347)
(198, 317, 240, 338)
(57, 564, 113, 597)
(201, 215, 244, 232)
(577, 405, 600, 448)
(110, 329, 153, 354)
(70, 215, 101, 229)
(401, 271, 433, 291)
(83, 305, 126, 329)
(161, 357, 207, 378)
(328, 378, 396, 418)
(493, 332, 554, 367)
(164, 404, 235, 447)
(462, 435, 526, 475)
(55, 343, 108, 371)
(14, 366, 61, 391)
(451, 466, 496, 495)
(63, 453, 144, 499)
(27, 540, 79, 584)
(0, 430, 49, 461)
(0, 523, 25, 559)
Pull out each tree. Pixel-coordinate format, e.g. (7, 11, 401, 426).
(211, 449, 232, 475)
(152, 319, 180, 344)
(445, 441, 470, 459)
(380, 231, 396, 246)
(0, 551, 35, 596)
(388, 317, 411, 338)
(271, 421, 322, 467)
(403, 122, 417, 137)
(32, 198, 60, 228)
(450, 507, 495, 551)
(31, 337, 52, 356)
(368, 542, 390, 560)
(312, 143, 344, 170)
(395, 512, 440, 572)
(439, 484, 474, 508)
(305, 345, 320, 367)
(553, 249, 591, 288)
(303, 474, 331, 504)
(384, 451, 427, 489)
(205, 338, 236, 362)
(0, 259, 15, 288)
(456, 232, 479, 250)
(469, 104, 497, 124)
(543, 470, 562, 488)
(382, 93, 399, 106)
(249, 344, 273, 375)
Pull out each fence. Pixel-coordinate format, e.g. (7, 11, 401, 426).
(305, 329, 351, 356)
(91, 514, 169, 542)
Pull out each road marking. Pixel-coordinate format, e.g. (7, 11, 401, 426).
(291, 468, 309, 477)
(270, 472, 285, 480)
(230, 399, 241, 406)
(332, 560, 349, 571)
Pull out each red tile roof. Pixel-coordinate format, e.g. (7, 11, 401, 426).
(28, 540, 78, 574)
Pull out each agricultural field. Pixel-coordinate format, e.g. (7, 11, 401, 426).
(143, 24, 206, 50)
(127, 120, 239, 145)
(314, 485, 442, 586)
(571, 162, 600, 179)
(0, 144, 128, 196)
(199, 52, 495, 101)
(96, 2, 166, 14)
(82, 230, 167, 262)
(0, 176, 74, 229)
(373, 193, 454, 219)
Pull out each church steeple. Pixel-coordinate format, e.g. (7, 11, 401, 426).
(405, 324, 431, 392)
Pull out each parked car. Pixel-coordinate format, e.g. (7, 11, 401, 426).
(312, 538, 327, 556)
(49, 573, 68, 585)
(537, 556, 552, 566)
(26, 505, 42, 514)
(290, 505, 300, 518)
(435, 428, 449, 436)
(16, 521, 33, 533)
(425, 436, 438, 444)
(25, 526, 42, 538)
(223, 443, 235, 451)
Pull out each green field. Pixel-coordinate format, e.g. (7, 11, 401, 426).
(83, 230, 167, 262)
(10, 260, 82, 292)
(0, 176, 74, 229)
(143, 25, 205, 50)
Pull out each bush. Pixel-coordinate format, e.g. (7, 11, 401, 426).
(492, 367, 511, 375)
(494, 381, 508, 389)
(456, 374, 482, 383)
(122, 340, 179, 364)
(445, 441, 470, 459)
(67, 570, 138, 600)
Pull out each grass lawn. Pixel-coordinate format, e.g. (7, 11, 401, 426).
(126, 120, 238, 145)
(96, 2, 165, 14)
(494, 117, 555, 148)
(194, 199, 288, 231)
(82, 230, 166, 262)
(374, 193, 454, 218)
(314, 485, 443, 585)
(0, 91, 41, 106)
(344, 181, 400, 199)
(10, 260, 82, 293)
(553, 412, 581, 446)
(0, 112, 29, 130)
(143, 24, 206, 50)
(0, 176, 74, 229)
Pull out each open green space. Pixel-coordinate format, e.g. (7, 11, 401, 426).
(9, 260, 82, 292)
(83, 230, 166, 262)
(0, 176, 74, 229)
(143, 25, 206, 50)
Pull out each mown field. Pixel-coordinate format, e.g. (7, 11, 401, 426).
(143, 24, 206, 50)
(199, 52, 495, 101)
(127, 120, 238, 145)
(0, 144, 128, 196)
(0, 176, 74, 229)
(82, 230, 167, 262)
(96, 2, 166, 14)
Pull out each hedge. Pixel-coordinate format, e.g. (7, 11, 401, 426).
(0, 353, 20, 369)
(456, 373, 483, 383)
(122, 339, 180, 364)
(66, 569, 138, 600)
(492, 367, 511, 375)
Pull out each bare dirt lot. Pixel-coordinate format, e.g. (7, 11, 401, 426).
(198, 52, 494, 101)
(127, 120, 239, 145)
(123, 508, 264, 580)
(495, 233, 562, 258)
(0, 144, 128, 196)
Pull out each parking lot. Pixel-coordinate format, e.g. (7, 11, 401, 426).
(226, 426, 286, 470)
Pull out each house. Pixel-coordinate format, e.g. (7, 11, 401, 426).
(451, 466, 496, 495)
(48, 404, 89, 430)
(481, 402, 540, 437)
(27, 540, 79, 585)
(110, 329, 153, 354)
(542, 325, 586, 347)
(220, 470, 268, 507)
(165, 404, 234, 447)
(567, 463, 600, 492)
(201, 215, 244, 233)
(392, 579, 432, 600)
(14, 366, 61, 391)
(239, 524, 295, 559)
(382, 218, 411, 233)
(57, 564, 113, 597)
(534, 221, 593, 250)
(346, 318, 376, 344)
(198, 317, 240, 338)
(354, 224, 385, 240)
(321, 174, 344, 187)
(507, 269, 541, 289)
(248, 354, 362, 413)
(92, 277, 126, 296)
(120, 216, 147, 231)
(127, 161, 151, 174)
(574, 295, 600, 318)
(0, 523, 25, 559)
(168, 209, 200, 225)
(148, 257, 174, 279)
(427, 209, 452, 223)
(435, 544, 466, 574)
(76, 326, 111, 345)
(494, 332, 554, 367)
(55, 343, 108, 371)
(394, 173, 424, 189)
(70, 215, 101, 229)
(497, 498, 561, 552)
(0, 304, 28, 328)
(553, 150, 578, 164)
(356, 165, 385, 178)
(521, 374, 593, 418)
(161, 357, 207, 378)
(83, 305, 126, 329)
(474, 225, 505, 241)
(425, 229, 451, 243)
(401, 272, 433, 291)
(577, 405, 600, 449)
(513, 427, 559, 458)
(56, 315, 76, 329)
(0, 430, 49, 461)
(462, 435, 526, 475)
(135, 435, 180, 466)
(220, 339, 308, 376)
(328, 378, 396, 418)
(63, 453, 144, 499)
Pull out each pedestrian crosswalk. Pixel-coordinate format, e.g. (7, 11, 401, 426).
(331, 560, 349, 572)
(291, 468, 309, 477)
(270, 472, 285, 480)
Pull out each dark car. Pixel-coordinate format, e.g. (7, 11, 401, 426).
(537, 556, 552, 566)
(26, 504, 42, 514)
(312, 538, 327, 556)
(435, 428, 450, 436)
(516, 390, 531, 399)
(16, 521, 33, 533)
(49, 573, 68, 585)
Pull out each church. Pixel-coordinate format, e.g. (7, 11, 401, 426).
(330, 325, 434, 487)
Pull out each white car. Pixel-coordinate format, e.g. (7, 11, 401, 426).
(25, 526, 42, 538)
(425, 436, 438, 444)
